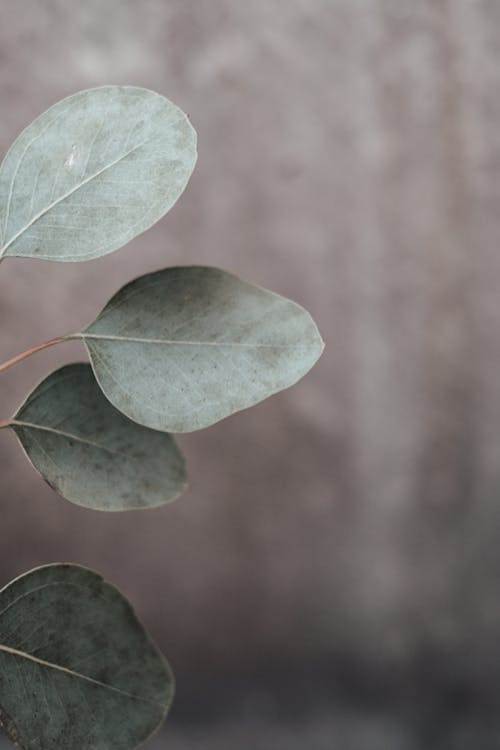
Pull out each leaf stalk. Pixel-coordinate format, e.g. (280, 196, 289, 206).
(0, 336, 72, 374)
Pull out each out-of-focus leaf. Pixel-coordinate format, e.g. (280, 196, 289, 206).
(0, 564, 173, 749)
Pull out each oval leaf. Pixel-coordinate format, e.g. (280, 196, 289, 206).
(82, 266, 324, 432)
(0, 86, 197, 261)
(0, 564, 173, 750)
(10, 363, 187, 510)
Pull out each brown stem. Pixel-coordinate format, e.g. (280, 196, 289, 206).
(0, 335, 73, 374)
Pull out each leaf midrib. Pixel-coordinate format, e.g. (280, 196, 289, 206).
(11, 420, 130, 459)
(0, 642, 159, 705)
(81, 332, 321, 348)
(0, 140, 148, 258)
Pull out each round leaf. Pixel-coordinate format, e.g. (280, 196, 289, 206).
(0, 564, 173, 750)
(82, 266, 325, 432)
(11, 363, 187, 510)
(0, 86, 197, 261)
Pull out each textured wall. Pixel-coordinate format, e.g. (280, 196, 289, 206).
(1, 1, 500, 737)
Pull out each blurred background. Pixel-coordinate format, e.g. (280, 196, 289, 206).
(1, 1, 500, 747)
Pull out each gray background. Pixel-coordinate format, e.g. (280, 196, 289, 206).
(1, 1, 500, 747)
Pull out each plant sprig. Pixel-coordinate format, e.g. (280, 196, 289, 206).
(0, 85, 324, 749)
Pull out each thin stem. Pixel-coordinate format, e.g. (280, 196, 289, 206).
(0, 419, 10, 429)
(0, 335, 73, 374)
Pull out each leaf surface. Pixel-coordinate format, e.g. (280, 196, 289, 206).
(0, 86, 196, 261)
(82, 266, 324, 432)
(0, 564, 173, 750)
(11, 363, 186, 510)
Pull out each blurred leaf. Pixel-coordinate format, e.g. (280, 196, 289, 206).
(82, 266, 324, 432)
(0, 564, 173, 750)
(11, 363, 186, 510)
(0, 86, 196, 262)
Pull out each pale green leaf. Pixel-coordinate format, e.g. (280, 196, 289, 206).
(10, 363, 186, 510)
(0, 564, 173, 750)
(0, 86, 196, 261)
(81, 266, 324, 432)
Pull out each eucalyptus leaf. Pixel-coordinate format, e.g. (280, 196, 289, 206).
(0, 564, 173, 750)
(81, 266, 324, 432)
(10, 363, 186, 510)
(0, 86, 197, 261)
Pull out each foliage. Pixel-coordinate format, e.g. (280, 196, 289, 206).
(0, 86, 323, 748)
(0, 565, 173, 749)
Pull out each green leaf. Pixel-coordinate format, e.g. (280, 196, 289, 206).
(81, 266, 324, 432)
(10, 363, 187, 510)
(0, 86, 197, 262)
(0, 564, 173, 750)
